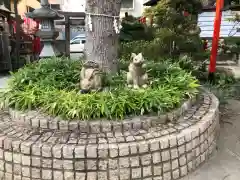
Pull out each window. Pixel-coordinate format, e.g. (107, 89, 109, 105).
(50, 4, 61, 10)
(71, 39, 80, 44)
(26, 6, 35, 12)
(121, 0, 134, 9)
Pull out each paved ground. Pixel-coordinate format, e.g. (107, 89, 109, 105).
(0, 75, 10, 89)
(0, 75, 240, 179)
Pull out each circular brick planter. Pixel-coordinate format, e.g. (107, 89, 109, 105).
(0, 90, 219, 180)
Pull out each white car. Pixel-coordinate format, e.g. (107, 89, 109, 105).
(70, 36, 86, 53)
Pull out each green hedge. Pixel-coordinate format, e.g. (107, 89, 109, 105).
(119, 15, 154, 42)
(119, 40, 164, 61)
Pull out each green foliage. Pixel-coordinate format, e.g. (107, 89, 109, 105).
(9, 58, 82, 91)
(1, 58, 199, 120)
(119, 46, 209, 81)
(143, 0, 204, 57)
(120, 15, 154, 42)
(213, 73, 236, 88)
(119, 39, 208, 65)
(222, 37, 240, 53)
(203, 72, 238, 105)
(119, 40, 164, 61)
(118, 1, 208, 62)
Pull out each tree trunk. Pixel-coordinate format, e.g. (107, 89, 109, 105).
(85, 0, 121, 73)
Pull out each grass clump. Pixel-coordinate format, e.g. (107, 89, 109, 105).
(8, 58, 82, 90)
(1, 57, 199, 120)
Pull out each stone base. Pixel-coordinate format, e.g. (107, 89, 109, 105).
(0, 90, 219, 180)
(40, 41, 61, 58)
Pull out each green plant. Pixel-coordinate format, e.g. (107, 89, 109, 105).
(120, 16, 154, 42)
(119, 40, 173, 62)
(143, 0, 204, 57)
(1, 58, 199, 120)
(203, 72, 238, 105)
(9, 57, 82, 90)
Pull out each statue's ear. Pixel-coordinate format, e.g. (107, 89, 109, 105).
(131, 53, 136, 59)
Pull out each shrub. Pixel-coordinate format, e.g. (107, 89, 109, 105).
(120, 15, 154, 42)
(119, 51, 208, 81)
(1, 58, 199, 120)
(9, 58, 82, 91)
(118, 1, 207, 64)
(119, 39, 208, 65)
(119, 40, 167, 61)
(144, 0, 204, 57)
(203, 70, 239, 105)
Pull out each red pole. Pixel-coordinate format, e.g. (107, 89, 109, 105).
(208, 0, 224, 75)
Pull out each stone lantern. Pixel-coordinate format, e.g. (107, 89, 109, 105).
(25, 0, 64, 58)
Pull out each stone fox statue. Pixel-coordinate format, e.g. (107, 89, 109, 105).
(80, 61, 102, 91)
(127, 53, 148, 89)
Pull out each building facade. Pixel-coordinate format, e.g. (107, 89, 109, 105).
(120, 0, 148, 17)
(54, 0, 147, 18)
(10, 0, 41, 16)
(198, 10, 240, 38)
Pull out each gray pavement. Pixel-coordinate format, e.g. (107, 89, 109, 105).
(0, 75, 10, 89)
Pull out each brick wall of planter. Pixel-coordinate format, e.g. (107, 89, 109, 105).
(8, 95, 197, 132)
(0, 90, 219, 180)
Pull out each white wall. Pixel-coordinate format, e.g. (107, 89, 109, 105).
(61, 0, 85, 12)
(198, 10, 240, 37)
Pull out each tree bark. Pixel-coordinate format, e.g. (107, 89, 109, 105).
(85, 0, 121, 73)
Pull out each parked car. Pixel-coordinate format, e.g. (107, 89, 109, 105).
(70, 35, 86, 53)
(70, 34, 85, 42)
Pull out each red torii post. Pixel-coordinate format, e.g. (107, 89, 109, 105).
(208, 0, 224, 82)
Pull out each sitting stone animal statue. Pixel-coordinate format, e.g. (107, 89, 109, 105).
(80, 61, 102, 92)
(127, 53, 148, 89)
